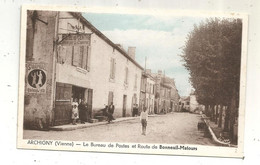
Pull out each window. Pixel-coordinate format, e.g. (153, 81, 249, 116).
(134, 74, 137, 89)
(72, 45, 91, 71)
(110, 58, 116, 79)
(141, 77, 145, 91)
(124, 67, 128, 84)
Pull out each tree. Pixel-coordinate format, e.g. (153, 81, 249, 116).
(181, 18, 242, 143)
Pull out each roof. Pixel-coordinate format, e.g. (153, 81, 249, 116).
(142, 71, 155, 80)
(69, 12, 144, 70)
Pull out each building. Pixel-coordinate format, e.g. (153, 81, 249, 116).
(189, 90, 205, 113)
(152, 70, 179, 114)
(140, 69, 155, 114)
(24, 11, 143, 128)
(168, 78, 180, 112)
(179, 96, 190, 112)
(189, 90, 199, 112)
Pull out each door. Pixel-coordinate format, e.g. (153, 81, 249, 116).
(122, 95, 127, 117)
(170, 101, 173, 112)
(54, 82, 72, 125)
(131, 94, 137, 114)
(72, 86, 85, 102)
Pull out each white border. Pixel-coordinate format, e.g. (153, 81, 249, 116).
(17, 5, 248, 158)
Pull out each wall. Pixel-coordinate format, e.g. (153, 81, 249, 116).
(24, 11, 57, 129)
(56, 12, 143, 119)
(146, 76, 155, 114)
(190, 94, 199, 112)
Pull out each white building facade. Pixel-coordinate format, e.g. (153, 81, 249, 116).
(24, 11, 143, 128)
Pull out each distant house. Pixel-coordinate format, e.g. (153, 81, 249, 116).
(189, 91, 199, 112)
(140, 69, 155, 114)
(152, 70, 179, 114)
(189, 90, 205, 113)
(179, 96, 190, 112)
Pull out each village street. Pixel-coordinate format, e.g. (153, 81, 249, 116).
(23, 113, 217, 146)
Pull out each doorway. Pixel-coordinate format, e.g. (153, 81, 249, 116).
(54, 82, 72, 125)
(131, 93, 137, 114)
(122, 95, 127, 117)
(72, 86, 85, 102)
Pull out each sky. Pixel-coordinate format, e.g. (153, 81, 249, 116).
(83, 13, 205, 96)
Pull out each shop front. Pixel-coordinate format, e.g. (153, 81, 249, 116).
(54, 82, 93, 125)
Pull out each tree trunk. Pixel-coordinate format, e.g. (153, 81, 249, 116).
(215, 105, 219, 124)
(205, 104, 209, 117)
(218, 104, 223, 128)
(224, 106, 230, 132)
(229, 87, 238, 144)
(210, 104, 214, 122)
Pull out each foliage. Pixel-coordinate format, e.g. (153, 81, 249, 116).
(181, 18, 242, 106)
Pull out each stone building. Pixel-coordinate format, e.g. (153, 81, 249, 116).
(140, 69, 155, 114)
(179, 96, 190, 112)
(152, 70, 179, 114)
(24, 11, 143, 128)
(189, 90, 199, 112)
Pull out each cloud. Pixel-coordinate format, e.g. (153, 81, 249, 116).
(102, 28, 191, 96)
(83, 13, 205, 96)
(103, 29, 186, 54)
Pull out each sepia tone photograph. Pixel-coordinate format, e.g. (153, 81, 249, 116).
(17, 5, 247, 157)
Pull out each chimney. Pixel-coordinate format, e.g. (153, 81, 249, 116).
(128, 47, 136, 60)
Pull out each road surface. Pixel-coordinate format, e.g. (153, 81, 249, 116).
(23, 112, 216, 146)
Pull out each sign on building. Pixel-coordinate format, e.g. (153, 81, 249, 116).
(60, 34, 91, 46)
(26, 63, 47, 93)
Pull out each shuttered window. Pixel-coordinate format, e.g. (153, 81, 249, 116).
(72, 46, 80, 66)
(110, 58, 116, 79)
(134, 74, 137, 89)
(124, 67, 128, 84)
(71, 45, 91, 71)
(86, 46, 91, 71)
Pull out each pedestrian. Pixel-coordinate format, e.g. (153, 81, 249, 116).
(84, 100, 89, 122)
(132, 104, 135, 117)
(140, 107, 148, 135)
(78, 99, 86, 124)
(107, 102, 115, 123)
(71, 101, 79, 125)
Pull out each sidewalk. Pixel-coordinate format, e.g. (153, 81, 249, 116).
(50, 114, 159, 131)
(201, 114, 236, 147)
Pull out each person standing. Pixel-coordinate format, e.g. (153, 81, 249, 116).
(84, 100, 88, 122)
(132, 104, 136, 117)
(107, 102, 115, 123)
(78, 99, 86, 124)
(140, 107, 148, 135)
(71, 98, 79, 125)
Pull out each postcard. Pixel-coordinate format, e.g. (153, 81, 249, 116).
(17, 5, 247, 158)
